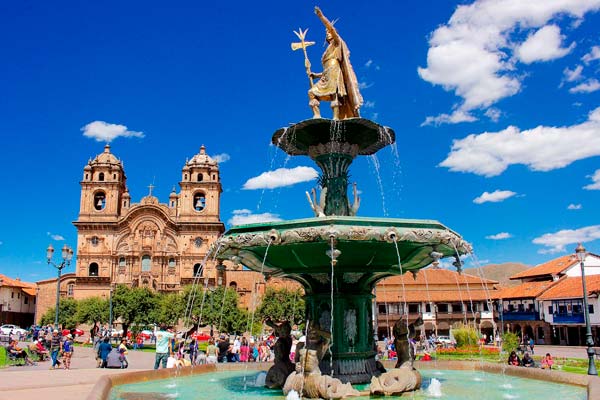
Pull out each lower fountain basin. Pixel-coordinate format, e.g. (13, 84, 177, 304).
(96, 362, 595, 400)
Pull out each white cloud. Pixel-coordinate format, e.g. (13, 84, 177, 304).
(418, 0, 600, 121)
(359, 82, 374, 90)
(533, 225, 600, 253)
(484, 108, 502, 122)
(242, 166, 318, 190)
(228, 209, 282, 226)
(516, 25, 574, 64)
(212, 153, 231, 163)
(365, 59, 373, 68)
(473, 190, 516, 204)
(47, 232, 65, 241)
(567, 203, 582, 210)
(363, 100, 376, 108)
(440, 107, 600, 176)
(584, 169, 600, 190)
(486, 232, 512, 240)
(569, 79, 600, 93)
(582, 45, 600, 64)
(421, 109, 477, 126)
(563, 65, 584, 83)
(81, 121, 144, 142)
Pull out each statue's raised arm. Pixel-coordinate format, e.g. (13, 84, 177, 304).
(307, 6, 363, 120)
(314, 7, 340, 43)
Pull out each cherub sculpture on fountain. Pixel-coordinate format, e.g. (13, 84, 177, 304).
(264, 318, 295, 389)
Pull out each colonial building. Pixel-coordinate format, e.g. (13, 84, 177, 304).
(0, 274, 36, 327)
(36, 144, 228, 321)
(375, 266, 499, 339)
(497, 252, 600, 345)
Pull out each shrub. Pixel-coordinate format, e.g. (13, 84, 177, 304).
(502, 332, 519, 353)
(451, 323, 479, 347)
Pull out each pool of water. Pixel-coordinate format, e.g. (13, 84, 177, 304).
(109, 369, 587, 400)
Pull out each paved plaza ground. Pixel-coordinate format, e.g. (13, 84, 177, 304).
(0, 344, 594, 400)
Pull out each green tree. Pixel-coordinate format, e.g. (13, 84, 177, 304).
(112, 285, 157, 337)
(451, 323, 480, 347)
(187, 286, 246, 334)
(40, 298, 79, 328)
(76, 296, 109, 327)
(502, 332, 520, 353)
(256, 287, 305, 326)
(150, 292, 185, 327)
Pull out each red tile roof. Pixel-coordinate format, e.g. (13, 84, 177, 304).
(0, 274, 35, 289)
(510, 255, 577, 280)
(496, 281, 555, 299)
(380, 268, 498, 286)
(538, 275, 600, 300)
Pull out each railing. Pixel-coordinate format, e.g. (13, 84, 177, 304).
(500, 310, 539, 321)
(553, 313, 584, 324)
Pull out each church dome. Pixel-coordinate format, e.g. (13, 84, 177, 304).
(91, 144, 122, 166)
(187, 145, 217, 167)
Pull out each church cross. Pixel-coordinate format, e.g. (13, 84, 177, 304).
(147, 184, 155, 196)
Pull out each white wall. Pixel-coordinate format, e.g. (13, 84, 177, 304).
(565, 254, 600, 277)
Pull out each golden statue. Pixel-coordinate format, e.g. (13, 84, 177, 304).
(293, 7, 363, 120)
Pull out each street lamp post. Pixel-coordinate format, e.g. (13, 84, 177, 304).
(46, 244, 74, 330)
(575, 243, 597, 376)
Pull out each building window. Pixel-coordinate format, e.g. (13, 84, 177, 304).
(94, 191, 106, 211)
(91, 236, 99, 246)
(589, 305, 594, 314)
(142, 255, 152, 272)
(193, 193, 206, 211)
(85, 173, 89, 180)
(184, 174, 188, 180)
(193, 263, 203, 277)
(483, 302, 489, 312)
(99, 172, 104, 181)
(197, 173, 203, 182)
(24, 296, 28, 304)
(425, 303, 431, 313)
(378, 304, 387, 314)
(113, 174, 116, 179)
(168, 258, 176, 268)
(548, 306, 553, 314)
(229, 281, 237, 290)
(437, 303, 448, 313)
(408, 303, 419, 313)
(11, 292, 14, 298)
(212, 174, 216, 180)
(89, 262, 99, 276)
(67, 284, 74, 297)
(119, 257, 126, 267)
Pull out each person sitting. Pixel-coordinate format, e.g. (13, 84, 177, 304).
(421, 351, 432, 361)
(541, 353, 554, 369)
(33, 338, 49, 361)
(522, 352, 535, 368)
(507, 351, 521, 366)
(7, 340, 35, 365)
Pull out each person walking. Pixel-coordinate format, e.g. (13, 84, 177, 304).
(189, 338, 198, 365)
(62, 334, 74, 370)
(98, 337, 113, 368)
(49, 330, 62, 370)
(154, 325, 174, 369)
(118, 338, 129, 369)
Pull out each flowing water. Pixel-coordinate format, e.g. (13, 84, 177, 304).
(109, 369, 587, 400)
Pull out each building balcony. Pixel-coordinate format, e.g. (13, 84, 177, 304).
(553, 313, 585, 324)
(500, 311, 539, 321)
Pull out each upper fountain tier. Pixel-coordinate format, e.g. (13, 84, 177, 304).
(272, 118, 395, 159)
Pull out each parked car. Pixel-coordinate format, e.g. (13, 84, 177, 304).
(436, 336, 453, 345)
(0, 324, 28, 337)
(139, 330, 153, 339)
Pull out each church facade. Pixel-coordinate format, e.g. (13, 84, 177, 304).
(65, 144, 225, 303)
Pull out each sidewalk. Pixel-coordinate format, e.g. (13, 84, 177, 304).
(0, 344, 156, 400)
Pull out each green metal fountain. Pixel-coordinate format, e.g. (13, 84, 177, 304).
(215, 6, 471, 386)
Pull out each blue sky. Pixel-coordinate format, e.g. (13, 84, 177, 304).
(1, 0, 599, 281)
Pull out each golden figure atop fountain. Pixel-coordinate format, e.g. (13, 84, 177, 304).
(295, 6, 363, 120)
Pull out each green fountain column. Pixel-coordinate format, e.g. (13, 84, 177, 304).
(313, 153, 353, 216)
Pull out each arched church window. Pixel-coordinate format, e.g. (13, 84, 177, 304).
(119, 257, 126, 267)
(229, 281, 237, 290)
(168, 258, 176, 268)
(212, 174, 216, 180)
(113, 173, 116, 179)
(141, 255, 151, 271)
(89, 262, 99, 276)
(193, 263, 203, 277)
(184, 174, 188, 180)
(91, 236, 99, 246)
(85, 173, 89, 180)
(67, 283, 74, 297)
(99, 172, 105, 181)
(197, 173, 203, 182)
(94, 191, 106, 211)
(193, 193, 206, 212)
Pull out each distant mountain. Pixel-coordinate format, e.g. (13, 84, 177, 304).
(470, 263, 530, 288)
